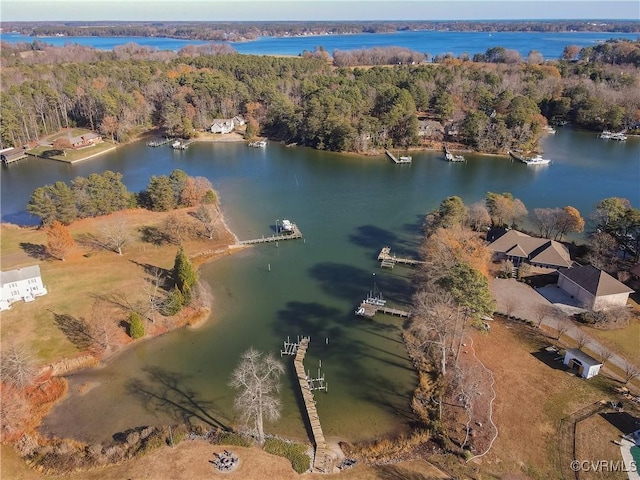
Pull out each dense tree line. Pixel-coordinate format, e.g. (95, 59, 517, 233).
(27, 169, 217, 225)
(5, 20, 638, 40)
(2, 39, 639, 153)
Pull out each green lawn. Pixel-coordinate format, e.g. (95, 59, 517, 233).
(587, 318, 640, 363)
(28, 141, 116, 163)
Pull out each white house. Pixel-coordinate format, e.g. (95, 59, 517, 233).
(210, 119, 235, 134)
(232, 115, 246, 126)
(557, 265, 634, 311)
(0, 265, 47, 311)
(563, 348, 602, 379)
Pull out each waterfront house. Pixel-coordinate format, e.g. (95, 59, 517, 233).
(210, 119, 235, 134)
(69, 132, 103, 149)
(0, 265, 48, 311)
(563, 348, 602, 379)
(557, 265, 633, 311)
(487, 229, 572, 269)
(232, 115, 246, 126)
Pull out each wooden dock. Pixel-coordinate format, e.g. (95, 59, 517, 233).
(356, 300, 410, 318)
(146, 138, 173, 147)
(294, 337, 330, 472)
(238, 223, 303, 245)
(385, 150, 412, 164)
(377, 246, 424, 268)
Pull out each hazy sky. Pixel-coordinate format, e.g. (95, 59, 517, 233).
(2, 0, 639, 22)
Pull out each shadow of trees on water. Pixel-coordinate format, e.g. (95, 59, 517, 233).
(126, 366, 230, 431)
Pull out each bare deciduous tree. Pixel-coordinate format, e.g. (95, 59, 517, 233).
(598, 346, 613, 368)
(623, 362, 640, 385)
(229, 347, 284, 444)
(411, 289, 457, 375)
(1, 343, 38, 388)
(194, 204, 222, 240)
(102, 215, 130, 255)
(555, 318, 570, 341)
(143, 267, 166, 321)
(574, 330, 591, 350)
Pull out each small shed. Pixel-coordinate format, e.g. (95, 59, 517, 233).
(563, 348, 602, 379)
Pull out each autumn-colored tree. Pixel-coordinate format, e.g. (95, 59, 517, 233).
(486, 192, 528, 228)
(180, 176, 215, 207)
(46, 220, 75, 261)
(421, 224, 491, 279)
(52, 137, 72, 150)
(556, 206, 585, 240)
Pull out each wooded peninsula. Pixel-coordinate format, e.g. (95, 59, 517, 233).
(1, 36, 639, 155)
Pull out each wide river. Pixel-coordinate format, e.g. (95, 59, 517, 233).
(2, 30, 639, 59)
(2, 129, 639, 444)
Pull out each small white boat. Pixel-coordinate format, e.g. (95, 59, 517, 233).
(280, 219, 294, 233)
(545, 126, 556, 134)
(171, 140, 181, 148)
(453, 155, 466, 162)
(248, 140, 267, 148)
(523, 155, 551, 165)
(610, 132, 627, 141)
(600, 130, 612, 139)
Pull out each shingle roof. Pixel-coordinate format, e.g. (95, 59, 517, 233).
(488, 229, 572, 268)
(566, 348, 602, 367)
(559, 265, 634, 296)
(1, 265, 42, 285)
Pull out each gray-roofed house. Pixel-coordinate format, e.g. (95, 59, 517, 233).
(487, 229, 572, 269)
(557, 265, 634, 311)
(69, 132, 103, 149)
(0, 265, 48, 311)
(563, 348, 602, 379)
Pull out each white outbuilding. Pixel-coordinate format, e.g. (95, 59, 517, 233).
(563, 348, 602, 379)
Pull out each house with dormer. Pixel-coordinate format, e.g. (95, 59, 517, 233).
(487, 229, 572, 269)
(0, 265, 48, 311)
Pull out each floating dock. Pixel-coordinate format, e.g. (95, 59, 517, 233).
(355, 298, 411, 318)
(385, 150, 412, 164)
(377, 246, 424, 268)
(146, 138, 174, 147)
(238, 223, 303, 245)
(293, 337, 330, 472)
(172, 139, 195, 150)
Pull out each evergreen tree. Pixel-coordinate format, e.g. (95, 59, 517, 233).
(146, 175, 176, 211)
(173, 246, 198, 299)
(27, 186, 57, 225)
(129, 311, 145, 339)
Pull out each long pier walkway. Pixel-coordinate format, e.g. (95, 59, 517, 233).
(385, 150, 412, 164)
(356, 300, 411, 318)
(377, 246, 424, 268)
(238, 224, 303, 245)
(294, 337, 330, 472)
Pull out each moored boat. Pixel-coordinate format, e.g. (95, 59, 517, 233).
(522, 154, 551, 165)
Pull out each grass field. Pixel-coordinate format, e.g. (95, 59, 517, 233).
(586, 318, 640, 363)
(0, 208, 235, 364)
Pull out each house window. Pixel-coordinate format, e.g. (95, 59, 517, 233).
(12, 290, 19, 296)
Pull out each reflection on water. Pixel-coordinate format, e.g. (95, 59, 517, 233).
(4, 132, 636, 443)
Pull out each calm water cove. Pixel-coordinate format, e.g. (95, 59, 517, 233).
(1, 129, 638, 443)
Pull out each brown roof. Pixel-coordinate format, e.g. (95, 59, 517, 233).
(488, 229, 572, 268)
(559, 265, 634, 296)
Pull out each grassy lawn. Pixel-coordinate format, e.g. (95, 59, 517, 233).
(27, 140, 116, 163)
(470, 318, 622, 480)
(585, 318, 640, 364)
(0, 208, 235, 365)
(576, 414, 628, 480)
